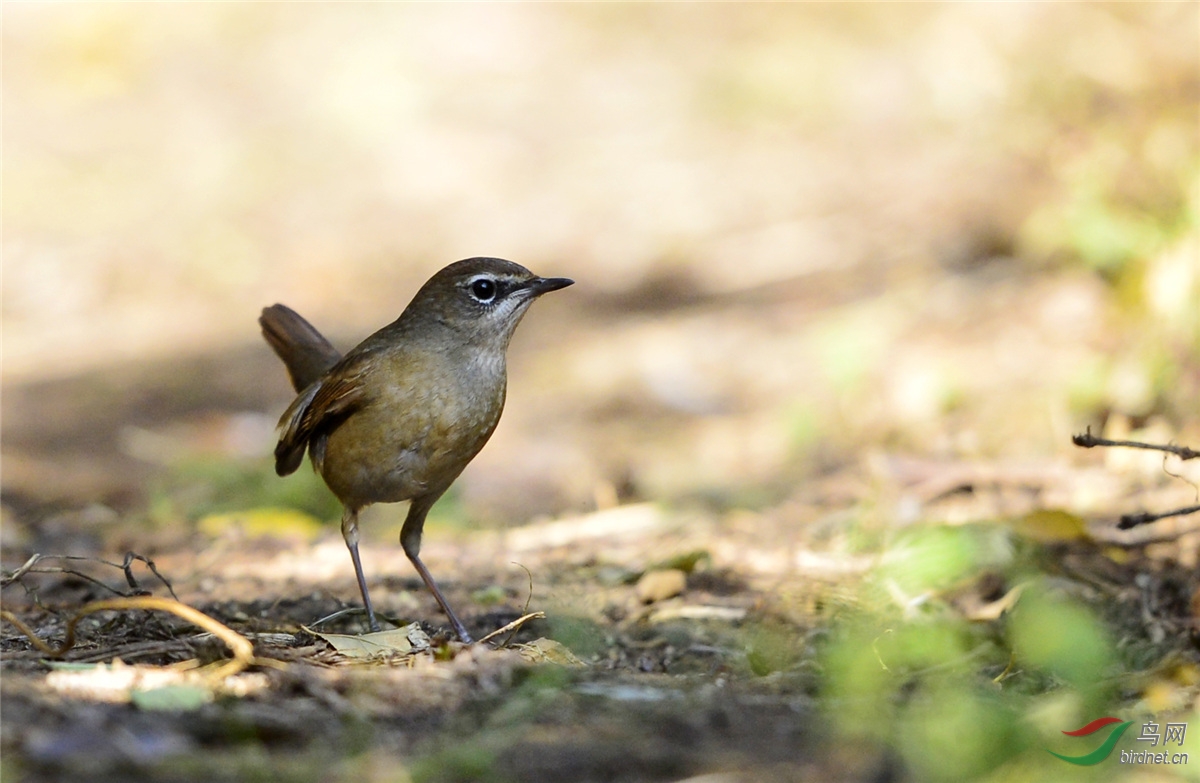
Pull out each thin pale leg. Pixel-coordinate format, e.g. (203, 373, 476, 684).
(402, 494, 472, 643)
(341, 507, 380, 632)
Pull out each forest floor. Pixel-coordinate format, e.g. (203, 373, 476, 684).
(3, 258, 1199, 782)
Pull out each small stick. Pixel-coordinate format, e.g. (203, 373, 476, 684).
(1073, 427, 1200, 530)
(500, 562, 536, 649)
(0, 596, 254, 680)
(477, 611, 546, 647)
(1072, 427, 1199, 460)
(122, 552, 179, 601)
(1118, 504, 1200, 530)
(5, 566, 132, 596)
(1, 554, 43, 587)
(2, 552, 178, 600)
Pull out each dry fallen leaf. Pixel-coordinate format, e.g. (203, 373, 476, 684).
(518, 638, 587, 666)
(307, 623, 430, 660)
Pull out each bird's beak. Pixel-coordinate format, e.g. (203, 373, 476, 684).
(528, 276, 574, 296)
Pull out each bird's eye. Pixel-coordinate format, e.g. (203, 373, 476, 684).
(470, 278, 497, 302)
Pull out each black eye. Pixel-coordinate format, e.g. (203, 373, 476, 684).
(470, 278, 497, 302)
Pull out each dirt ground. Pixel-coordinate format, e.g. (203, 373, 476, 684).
(4, 267, 1199, 782)
(3, 4, 1199, 783)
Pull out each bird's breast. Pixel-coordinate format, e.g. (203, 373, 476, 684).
(318, 349, 507, 508)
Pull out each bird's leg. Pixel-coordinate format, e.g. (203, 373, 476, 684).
(401, 494, 472, 643)
(341, 506, 380, 632)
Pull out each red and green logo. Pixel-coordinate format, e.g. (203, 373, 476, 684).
(1049, 717, 1133, 765)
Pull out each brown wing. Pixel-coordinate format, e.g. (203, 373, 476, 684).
(273, 352, 373, 476)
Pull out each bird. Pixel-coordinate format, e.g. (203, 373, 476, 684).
(259, 257, 573, 642)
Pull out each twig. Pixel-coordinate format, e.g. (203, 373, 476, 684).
(871, 629, 894, 672)
(68, 639, 197, 664)
(2, 552, 179, 601)
(1118, 504, 1200, 530)
(0, 596, 254, 680)
(1072, 427, 1199, 460)
(1, 554, 43, 586)
(4, 566, 132, 596)
(477, 611, 546, 647)
(513, 562, 535, 616)
(308, 606, 363, 628)
(121, 552, 179, 600)
(1072, 427, 1200, 530)
(992, 650, 1017, 684)
(501, 562, 536, 648)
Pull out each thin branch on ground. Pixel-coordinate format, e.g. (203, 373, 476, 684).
(5, 565, 133, 597)
(121, 552, 179, 600)
(2, 552, 179, 601)
(1, 554, 43, 586)
(0, 596, 255, 680)
(501, 562, 537, 648)
(1118, 504, 1200, 530)
(478, 611, 546, 647)
(1072, 427, 1200, 529)
(1072, 427, 1199, 460)
(67, 639, 198, 664)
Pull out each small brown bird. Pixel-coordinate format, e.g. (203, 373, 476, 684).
(260, 258, 573, 642)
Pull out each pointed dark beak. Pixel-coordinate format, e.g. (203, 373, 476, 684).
(529, 276, 574, 296)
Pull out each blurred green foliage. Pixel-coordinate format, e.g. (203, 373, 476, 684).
(545, 615, 609, 660)
(784, 400, 823, 460)
(818, 520, 1140, 782)
(1009, 589, 1115, 690)
(744, 622, 802, 677)
(470, 585, 510, 607)
(423, 487, 471, 531)
(876, 524, 1014, 596)
(147, 456, 342, 528)
(1020, 146, 1191, 281)
(150, 455, 478, 539)
(411, 745, 502, 783)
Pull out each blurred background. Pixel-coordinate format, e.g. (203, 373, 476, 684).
(3, 4, 1199, 781)
(5, 3, 1195, 523)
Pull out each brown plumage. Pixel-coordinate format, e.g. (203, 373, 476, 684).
(260, 258, 573, 641)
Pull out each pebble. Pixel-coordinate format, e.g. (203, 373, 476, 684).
(636, 569, 686, 603)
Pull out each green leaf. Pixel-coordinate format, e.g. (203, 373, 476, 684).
(131, 684, 211, 711)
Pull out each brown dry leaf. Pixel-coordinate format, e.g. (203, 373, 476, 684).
(307, 623, 430, 660)
(518, 638, 587, 667)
